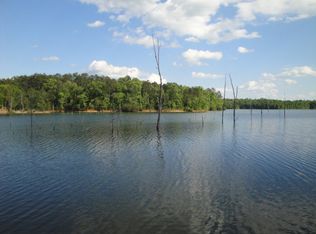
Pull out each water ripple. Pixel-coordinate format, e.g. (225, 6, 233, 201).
(0, 110, 316, 233)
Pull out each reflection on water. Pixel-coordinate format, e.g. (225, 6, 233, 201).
(156, 129, 164, 159)
(0, 110, 316, 233)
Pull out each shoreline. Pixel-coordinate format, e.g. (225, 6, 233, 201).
(1, 109, 314, 116)
(0, 109, 209, 115)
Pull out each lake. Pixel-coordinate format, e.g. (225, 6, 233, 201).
(0, 110, 315, 234)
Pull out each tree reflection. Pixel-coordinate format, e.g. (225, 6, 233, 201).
(156, 129, 164, 159)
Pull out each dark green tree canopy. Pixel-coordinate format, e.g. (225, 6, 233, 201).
(0, 73, 314, 112)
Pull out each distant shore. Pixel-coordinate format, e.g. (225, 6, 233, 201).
(0, 109, 209, 115)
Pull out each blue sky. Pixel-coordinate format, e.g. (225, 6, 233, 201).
(1, 0, 316, 99)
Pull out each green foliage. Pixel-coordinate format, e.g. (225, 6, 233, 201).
(141, 81, 159, 110)
(59, 81, 87, 111)
(224, 98, 315, 110)
(0, 83, 22, 111)
(27, 88, 49, 111)
(0, 73, 314, 112)
(163, 83, 183, 109)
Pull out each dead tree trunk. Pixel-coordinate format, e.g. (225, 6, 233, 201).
(152, 36, 163, 131)
(222, 75, 227, 125)
(202, 115, 204, 127)
(229, 74, 238, 124)
(283, 89, 286, 118)
(250, 100, 253, 118)
(235, 86, 238, 123)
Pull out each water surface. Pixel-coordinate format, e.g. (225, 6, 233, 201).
(0, 110, 316, 233)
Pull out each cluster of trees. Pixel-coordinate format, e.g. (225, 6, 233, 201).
(1, 73, 315, 113)
(0, 73, 223, 112)
(225, 98, 316, 110)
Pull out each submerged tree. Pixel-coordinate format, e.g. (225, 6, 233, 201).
(222, 74, 227, 124)
(229, 74, 238, 124)
(152, 36, 163, 131)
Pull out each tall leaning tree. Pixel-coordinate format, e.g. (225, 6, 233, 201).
(222, 74, 227, 124)
(229, 74, 238, 124)
(152, 36, 163, 131)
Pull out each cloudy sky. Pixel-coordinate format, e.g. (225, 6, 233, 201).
(1, 0, 316, 99)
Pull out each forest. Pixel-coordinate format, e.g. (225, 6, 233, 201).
(225, 98, 316, 110)
(0, 73, 222, 112)
(0, 73, 315, 113)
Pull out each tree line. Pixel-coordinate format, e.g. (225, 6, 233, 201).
(224, 98, 316, 110)
(0, 73, 223, 112)
(0, 73, 315, 113)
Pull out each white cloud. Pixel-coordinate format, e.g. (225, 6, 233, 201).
(288, 92, 316, 100)
(285, 14, 310, 22)
(80, 0, 316, 44)
(260, 66, 316, 81)
(147, 73, 167, 84)
(88, 60, 168, 84)
(242, 80, 276, 91)
(87, 20, 105, 28)
(192, 72, 224, 79)
(237, 46, 253, 53)
(215, 87, 224, 95)
(79, 0, 260, 44)
(89, 60, 140, 78)
(41, 56, 60, 61)
(113, 30, 180, 48)
(215, 87, 234, 98)
(168, 41, 181, 48)
(280, 66, 316, 77)
(262, 72, 277, 80)
(122, 34, 153, 48)
(182, 49, 223, 66)
(236, 0, 316, 22)
(116, 14, 130, 22)
(240, 79, 279, 98)
(239, 65, 316, 99)
(185, 37, 200, 43)
(285, 79, 297, 85)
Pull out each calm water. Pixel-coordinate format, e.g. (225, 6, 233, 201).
(0, 110, 315, 234)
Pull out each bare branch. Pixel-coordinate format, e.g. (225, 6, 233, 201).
(222, 74, 227, 124)
(152, 36, 159, 68)
(152, 35, 163, 130)
(229, 74, 237, 124)
(223, 74, 227, 101)
(229, 74, 236, 99)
